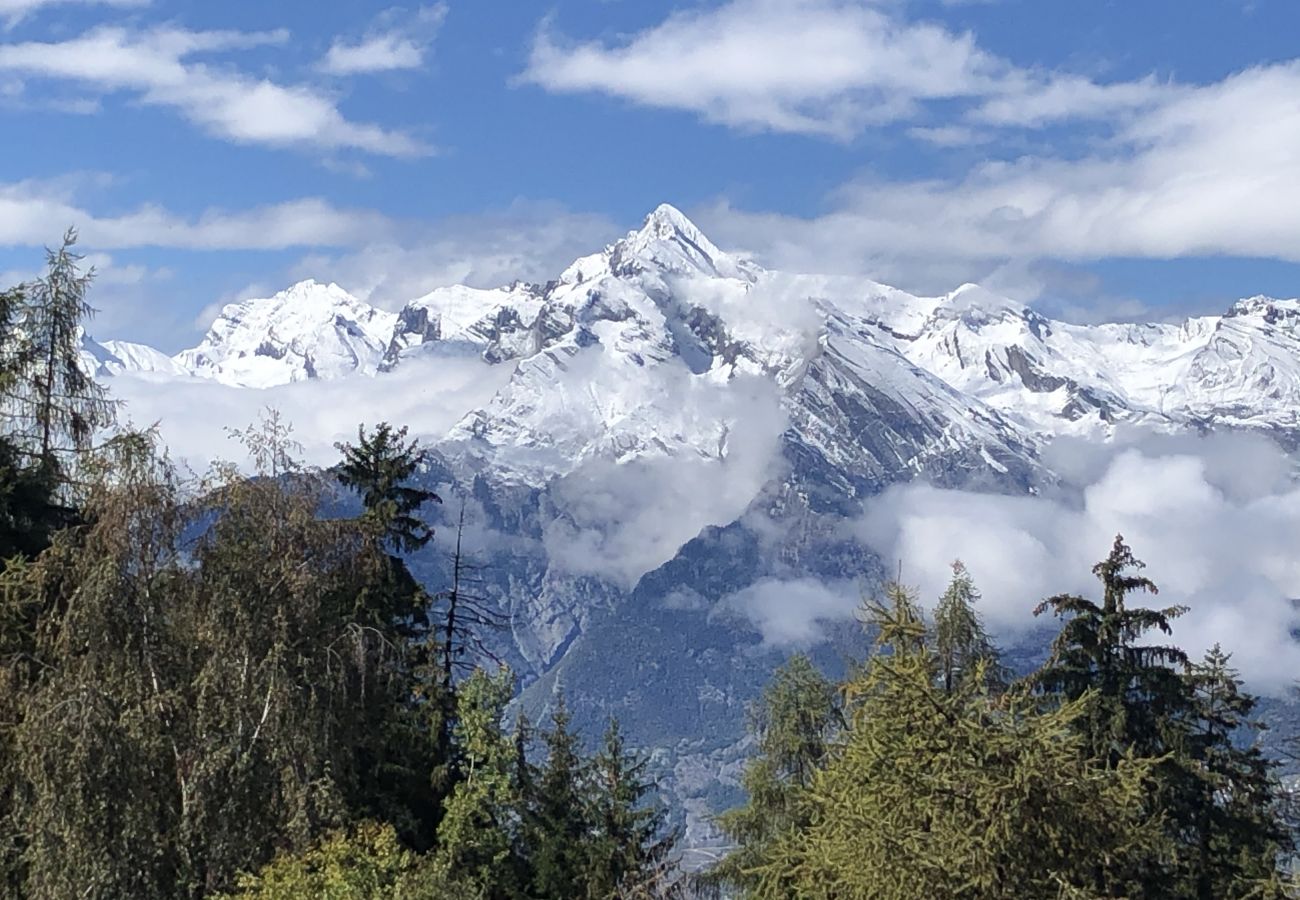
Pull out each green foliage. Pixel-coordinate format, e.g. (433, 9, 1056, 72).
(335, 423, 440, 556)
(713, 549, 1298, 899)
(526, 695, 590, 899)
(219, 821, 452, 900)
(744, 588, 1170, 899)
(585, 718, 676, 899)
(1032, 534, 1190, 763)
(933, 560, 1006, 694)
(431, 667, 525, 898)
(13, 229, 116, 467)
(708, 654, 839, 895)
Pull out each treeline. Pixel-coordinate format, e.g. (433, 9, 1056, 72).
(706, 556, 1298, 899)
(0, 236, 674, 899)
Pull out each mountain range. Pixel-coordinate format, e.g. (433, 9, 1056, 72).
(83, 204, 1300, 848)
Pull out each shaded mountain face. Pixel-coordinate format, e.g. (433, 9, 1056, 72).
(86, 204, 1300, 845)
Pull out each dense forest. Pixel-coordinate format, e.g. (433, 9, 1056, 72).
(1, 235, 1298, 898)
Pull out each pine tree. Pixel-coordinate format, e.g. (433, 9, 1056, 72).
(527, 694, 591, 899)
(708, 654, 839, 895)
(1173, 646, 1290, 899)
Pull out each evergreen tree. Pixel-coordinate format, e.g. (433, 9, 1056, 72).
(1174, 646, 1289, 899)
(14, 229, 115, 469)
(1031, 534, 1190, 765)
(334, 422, 444, 847)
(746, 587, 1170, 900)
(933, 560, 1006, 694)
(432, 667, 524, 899)
(585, 718, 675, 900)
(527, 694, 591, 900)
(708, 654, 839, 895)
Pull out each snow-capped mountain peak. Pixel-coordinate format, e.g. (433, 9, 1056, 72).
(175, 280, 397, 387)
(612, 203, 755, 282)
(92, 204, 1300, 456)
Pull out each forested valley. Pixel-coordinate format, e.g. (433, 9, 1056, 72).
(3, 238, 1300, 899)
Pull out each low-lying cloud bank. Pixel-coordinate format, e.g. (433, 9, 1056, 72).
(110, 354, 513, 472)
(858, 431, 1300, 693)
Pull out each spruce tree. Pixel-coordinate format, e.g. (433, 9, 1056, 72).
(585, 718, 674, 900)
(526, 694, 591, 899)
(1031, 534, 1190, 765)
(1174, 646, 1289, 899)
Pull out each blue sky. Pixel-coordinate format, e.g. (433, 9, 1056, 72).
(3, 0, 1300, 349)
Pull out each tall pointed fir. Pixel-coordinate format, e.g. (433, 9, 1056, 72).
(334, 422, 444, 848)
(1174, 645, 1290, 899)
(527, 694, 590, 900)
(585, 718, 675, 899)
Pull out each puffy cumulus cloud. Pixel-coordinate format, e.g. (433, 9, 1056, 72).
(319, 4, 448, 76)
(522, 0, 1009, 138)
(541, 371, 789, 590)
(108, 353, 514, 472)
(856, 432, 1300, 693)
(0, 25, 427, 156)
(521, 0, 1167, 140)
(718, 577, 861, 648)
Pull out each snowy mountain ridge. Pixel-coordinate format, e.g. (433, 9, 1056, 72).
(90, 204, 1300, 458)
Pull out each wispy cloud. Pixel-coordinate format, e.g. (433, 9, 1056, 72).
(0, 25, 429, 156)
(522, 0, 1009, 138)
(0, 0, 147, 28)
(320, 4, 448, 76)
(0, 178, 399, 249)
(691, 59, 1300, 295)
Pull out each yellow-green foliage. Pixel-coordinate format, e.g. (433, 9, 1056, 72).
(745, 586, 1170, 900)
(220, 822, 450, 900)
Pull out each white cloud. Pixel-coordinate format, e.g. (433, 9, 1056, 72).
(109, 353, 514, 472)
(0, 179, 397, 250)
(541, 369, 789, 589)
(695, 61, 1300, 292)
(0, 0, 146, 27)
(523, 0, 1008, 138)
(0, 26, 428, 156)
(719, 577, 861, 647)
(855, 432, 1300, 693)
(291, 201, 622, 310)
(320, 4, 448, 76)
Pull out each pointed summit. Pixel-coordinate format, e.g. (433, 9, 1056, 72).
(617, 203, 751, 281)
